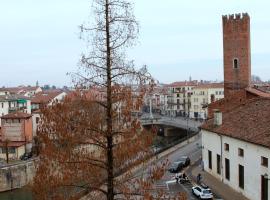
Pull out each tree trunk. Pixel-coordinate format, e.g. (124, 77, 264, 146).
(105, 1, 114, 200)
(5, 141, 9, 164)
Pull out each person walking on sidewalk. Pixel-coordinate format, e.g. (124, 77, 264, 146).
(197, 173, 202, 184)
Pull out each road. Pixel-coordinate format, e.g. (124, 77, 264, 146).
(133, 135, 202, 199)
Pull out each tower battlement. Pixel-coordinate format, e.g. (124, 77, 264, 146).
(222, 13, 249, 23)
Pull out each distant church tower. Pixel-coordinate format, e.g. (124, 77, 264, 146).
(222, 13, 251, 97)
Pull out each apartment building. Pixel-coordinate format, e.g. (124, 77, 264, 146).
(190, 83, 224, 119)
(166, 81, 198, 117)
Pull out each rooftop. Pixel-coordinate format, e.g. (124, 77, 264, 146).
(193, 83, 224, 89)
(31, 90, 65, 104)
(202, 98, 270, 149)
(1, 112, 32, 119)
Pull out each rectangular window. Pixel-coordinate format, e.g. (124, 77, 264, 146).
(224, 143, 229, 151)
(217, 154, 221, 174)
(261, 156, 268, 167)
(238, 148, 244, 157)
(239, 165, 244, 189)
(208, 150, 212, 169)
(225, 158, 230, 180)
(177, 94, 180, 97)
(9, 147, 16, 154)
(1, 103, 3, 108)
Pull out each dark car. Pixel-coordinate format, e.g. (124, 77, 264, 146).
(20, 152, 33, 161)
(176, 156, 190, 167)
(168, 161, 184, 173)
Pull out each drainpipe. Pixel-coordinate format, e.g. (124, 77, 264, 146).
(220, 134, 224, 183)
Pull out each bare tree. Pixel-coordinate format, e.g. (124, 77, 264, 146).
(33, 0, 186, 200)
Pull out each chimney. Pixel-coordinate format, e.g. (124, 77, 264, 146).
(213, 109, 222, 126)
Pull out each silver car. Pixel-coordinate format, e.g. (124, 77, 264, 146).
(192, 185, 213, 199)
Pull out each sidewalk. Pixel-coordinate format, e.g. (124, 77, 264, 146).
(188, 162, 249, 200)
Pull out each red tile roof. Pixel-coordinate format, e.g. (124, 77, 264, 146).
(194, 83, 224, 89)
(31, 91, 64, 104)
(246, 87, 270, 98)
(0, 141, 26, 147)
(168, 81, 198, 87)
(202, 98, 270, 149)
(1, 112, 32, 119)
(0, 86, 40, 93)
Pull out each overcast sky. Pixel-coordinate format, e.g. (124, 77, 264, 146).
(1, 0, 270, 87)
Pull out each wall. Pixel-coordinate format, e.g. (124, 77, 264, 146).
(0, 145, 26, 160)
(1, 121, 24, 141)
(202, 129, 270, 200)
(32, 113, 40, 137)
(24, 118, 33, 141)
(0, 160, 35, 192)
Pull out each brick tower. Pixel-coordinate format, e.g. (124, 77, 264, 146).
(222, 13, 251, 97)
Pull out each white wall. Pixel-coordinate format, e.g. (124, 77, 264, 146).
(32, 113, 40, 137)
(202, 129, 270, 200)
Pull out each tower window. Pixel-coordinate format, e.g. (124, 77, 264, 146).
(233, 58, 239, 69)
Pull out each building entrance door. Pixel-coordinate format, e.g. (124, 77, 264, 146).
(262, 175, 268, 200)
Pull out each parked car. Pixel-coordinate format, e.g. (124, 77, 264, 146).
(20, 152, 33, 161)
(176, 156, 190, 167)
(192, 185, 213, 199)
(168, 161, 184, 173)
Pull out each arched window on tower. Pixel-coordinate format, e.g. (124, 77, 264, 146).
(233, 58, 239, 69)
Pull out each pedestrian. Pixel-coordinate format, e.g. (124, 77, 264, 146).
(197, 173, 202, 184)
(175, 173, 179, 183)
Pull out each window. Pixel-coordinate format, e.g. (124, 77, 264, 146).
(239, 165, 244, 189)
(233, 58, 239, 69)
(225, 158, 230, 180)
(208, 150, 212, 169)
(9, 147, 16, 154)
(215, 91, 218, 95)
(1, 147, 14, 154)
(238, 148, 244, 157)
(177, 94, 180, 97)
(217, 154, 221, 174)
(1, 103, 3, 108)
(261, 156, 268, 167)
(224, 143, 229, 151)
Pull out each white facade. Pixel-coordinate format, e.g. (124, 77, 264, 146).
(47, 92, 67, 106)
(0, 98, 31, 126)
(32, 112, 41, 137)
(166, 85, 195, 117)
(190, 86, 224, 119)
(202, 129, 270, 200)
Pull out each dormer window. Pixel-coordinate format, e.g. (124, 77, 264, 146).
(233, 58, 239, 69)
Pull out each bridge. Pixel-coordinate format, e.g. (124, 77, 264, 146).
(140, 115, 203, 136)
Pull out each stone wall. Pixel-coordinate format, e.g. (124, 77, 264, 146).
(0, 160, 35, 192)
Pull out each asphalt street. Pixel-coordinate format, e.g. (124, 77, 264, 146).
(134, 136, 202, 199)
